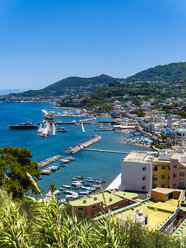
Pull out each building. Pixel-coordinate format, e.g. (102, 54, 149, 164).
(152, 153, 171, 188)
(170, 153, 186, 191)
(121, 151, 153, 195)
(117, 188, 185, 233)
(70, 190, 139, 218)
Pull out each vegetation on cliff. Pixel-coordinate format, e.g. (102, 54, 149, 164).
(126, 62, 186, 82)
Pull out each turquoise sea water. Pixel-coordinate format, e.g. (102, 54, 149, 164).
(0, 102, 151, 196)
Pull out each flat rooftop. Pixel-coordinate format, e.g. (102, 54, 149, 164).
(117, 198, 178, 230)
(151, 188, 174, 194)
(70, 191, 138, 207)
(171, 153, 186, 167)
(123, 151, 153, 164)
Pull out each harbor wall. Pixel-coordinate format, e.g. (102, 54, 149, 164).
(66, 135, 101, 154)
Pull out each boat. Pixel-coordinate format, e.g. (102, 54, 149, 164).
(60, 187, 66, 191)
(60, 158, 70, 163)
(76, 176, 84, 179)
(56, 127, 67, 132)
(65, 194, 79, 199)
(66, 156, 75, 161)
(62, 185, 71, 188)
(63, 190, 77, 195)
(92, 184, 101, 189)
(53, 190, 60, 195)
(60, 164, 66, 167)
(8, 121, 38, 129)
(47, 165, 59, 171)
(78, 191, 90, 195)
(87, 179, 95, 182)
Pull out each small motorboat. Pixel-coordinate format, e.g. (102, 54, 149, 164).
(56, 127, 67, 132)
(62, 185, 71, 189)
(60, 158, 70, 163)
(87, 179, 95, 182)
(76, 176, 84, 179)
(67, 156, 75, 161)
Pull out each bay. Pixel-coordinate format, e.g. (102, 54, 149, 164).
(0, 102, 151, 197)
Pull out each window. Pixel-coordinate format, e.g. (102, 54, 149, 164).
(173, 173, 176, 178)
(143, 167, 146, 171)
(92, 206, 96, 209)
(152, 184, 157, 188)
(161, 184, 165, 188)
(142, 176, 146, 180)
(174, 165, 177, 168)
(179, 179, 184, 188)
(142, 185, 146, 190)
(173, 183, 176, 188)
(179, 169, 185, 177)
(153, 166, 158, 171)
(78, 208, 83, 211)
(153, 175, 157, 180)
(161, 166, 165, 170)
(161, 175, 165, 179)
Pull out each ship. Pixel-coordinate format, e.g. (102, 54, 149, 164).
(8, 121, 38, 129)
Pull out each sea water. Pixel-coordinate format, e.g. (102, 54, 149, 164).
(0, 102, 151, 196)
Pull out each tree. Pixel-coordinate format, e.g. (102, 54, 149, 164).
(48, 184, 56, 195)
(0, 146, 40, 198)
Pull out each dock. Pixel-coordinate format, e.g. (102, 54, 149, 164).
(65, 135, 101, 154)
(38, 155, 62, 168)
(83, 148, 128, 154)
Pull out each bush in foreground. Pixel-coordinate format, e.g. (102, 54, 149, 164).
(0, 189, 184, 248)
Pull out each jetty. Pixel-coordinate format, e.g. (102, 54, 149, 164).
(38, 155, 62, 168)
(83, 148, 128, 154)
(65, 135, 101, 154)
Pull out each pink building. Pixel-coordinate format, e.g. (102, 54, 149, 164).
(170, 154, 186, 192)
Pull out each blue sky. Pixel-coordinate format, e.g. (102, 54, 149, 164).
(0, 0, 186, 90)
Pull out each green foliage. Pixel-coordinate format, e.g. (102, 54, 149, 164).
(126, 62, 186, 82)
(48, 184, 57, 195)
(20, 74, 114, 97)
(0, 190, 184, 248)
(0, 147, 40, 198)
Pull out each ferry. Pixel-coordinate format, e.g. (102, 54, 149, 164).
(8, 121, 38, 129)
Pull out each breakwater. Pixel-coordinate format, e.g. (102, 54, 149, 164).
(38, 155, 62, 168)
(65, 135, 101, 154)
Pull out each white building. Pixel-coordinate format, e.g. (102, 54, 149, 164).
(121, 151, 153, 195)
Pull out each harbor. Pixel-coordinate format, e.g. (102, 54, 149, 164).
(1, 102, 152, 197)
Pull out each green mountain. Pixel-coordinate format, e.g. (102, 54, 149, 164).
(126, 62, 186, 82)
(20, 74, 114, 96)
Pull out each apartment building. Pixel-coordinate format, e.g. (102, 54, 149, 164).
(170, 153, 186, 191)
(152, 153, 171, 188)
(121, 151, 153, 195)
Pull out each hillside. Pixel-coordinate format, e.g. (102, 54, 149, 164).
(20, 74, 114, 97)
(126, 62, 186, 82)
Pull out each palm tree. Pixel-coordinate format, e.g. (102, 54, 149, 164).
(48, 184, 56, 195)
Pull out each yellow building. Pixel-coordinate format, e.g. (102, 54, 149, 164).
(152, 156, 170, 188)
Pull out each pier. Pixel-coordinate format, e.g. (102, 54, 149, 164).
(38, 155, 62, 168)
(83, 148, 128, 154)
(65, 135, 101, 154)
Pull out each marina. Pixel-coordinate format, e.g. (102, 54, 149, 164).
(0, 102, 151, 197)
